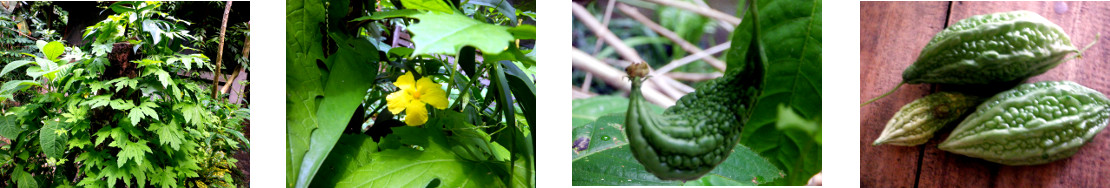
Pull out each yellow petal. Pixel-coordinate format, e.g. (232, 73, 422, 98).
(385, 91, 411, 115)
(404, 100, 428, 126)
(416, 77, 449, 109)
(394, 72, 416, 91)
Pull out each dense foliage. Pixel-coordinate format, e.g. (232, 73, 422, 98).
(0, 2, 249, 187)
(286, 0, 535, 187)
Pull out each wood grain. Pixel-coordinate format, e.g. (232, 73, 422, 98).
(860, 2, 950, 187)
(862, 1, 1110, 187)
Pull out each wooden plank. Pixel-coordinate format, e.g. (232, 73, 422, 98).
(859, 2, 950, 187)
(915, 2, 1110, 187)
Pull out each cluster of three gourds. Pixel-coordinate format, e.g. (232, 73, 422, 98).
(865, 11, 1109, 166)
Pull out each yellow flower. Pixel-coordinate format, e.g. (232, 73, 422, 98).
(386, 72, 449, 126)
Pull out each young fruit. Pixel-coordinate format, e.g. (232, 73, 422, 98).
(873, 92, 981, 146)
(939, 81, 1110, 165)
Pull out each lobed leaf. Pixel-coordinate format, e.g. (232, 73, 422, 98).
(407, 12, 513, 56)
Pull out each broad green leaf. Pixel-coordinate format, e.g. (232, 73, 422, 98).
(287, 0, 328, 185)
(110, 99, 135, 110)
(571, 115, 781, 186)
(82, 95, 112, 109)
(351, 9, 421, 21)
(726, 0, 822, 185)
(117, 140, 152, 167)
(401, 0, 453, 13)
(309, 134, 377, 187)
(0, 60, 34, 78)
(408, 12, 513, 56)
(0, 80, 41, 97)
(481, 45, 534, 68)
(570, 96, 662, 128)
(180, 103, 209, 126)
(14, 166, 37, 188)
(0, 115, 23, 139)
(155, 69, 173, 88)
(42, 41, 64, 61)
(336, 126, 506, 187)
(507, 25, 535, 40)
(40, 120, 69, 159)
(296, 38, 379, 188)
(468, 0, 517, 25)
(143, 20, 164, 44)
(148, 120, 183, 150)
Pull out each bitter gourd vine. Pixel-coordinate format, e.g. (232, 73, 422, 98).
(624, 54, 763, 180)
(939, 81, 1110, 165)
(862, 11, 1096, 106)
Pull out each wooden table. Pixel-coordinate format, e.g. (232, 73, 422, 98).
(861, 2, 1110, 187)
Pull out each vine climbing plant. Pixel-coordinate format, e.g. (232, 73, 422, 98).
(0, 2, 249, 187)
(286, 0, 536, 187)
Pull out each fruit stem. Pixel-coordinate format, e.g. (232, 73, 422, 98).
(861, 82, 904, 107)
(1065, 33, 1099, 61)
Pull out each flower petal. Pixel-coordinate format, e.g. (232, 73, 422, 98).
(394, 72, 416, 91)
(416, 77, 449, 109)
(385, 91, 411, 115)
(404, 100, 428, 126)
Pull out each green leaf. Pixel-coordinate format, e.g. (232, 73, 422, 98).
(336, 126, 506, 187)
(42, 41, 64, 61)
(117, 140, 152, 167)
(489, 63, 533, 186)
(1, 60, 34, 78)
(82, 95, 112, 109)
(571, 96, 662, 128)
(295, 38, 379, 188)
(352, 9, 421, 21)
(500, 61, 535, 129)
(309, 134, 377, 187)
(287, 0, 328, 185)
(0, 115, 23, 139)
(14, 166, 38, 188)
(180, 103, 209, 126)
(40, 120, 69, 158)
(408, 12, 513, 56)
(571, 115, 781, 185)
(468, 0, 517, 25)
(110, 99, 135, 110)
(148, 120, 183, 150)
(507, 25, 535, 40)
(0, 80, 40, 97)
(727, 0, 822, 185)
(401, 0, 454, 13)
(127, 101, 160, 125)
(142, 20, 164, 45)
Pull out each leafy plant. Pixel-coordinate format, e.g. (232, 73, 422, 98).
(0, 2, 249, 187)
(286, 0, 536, 187)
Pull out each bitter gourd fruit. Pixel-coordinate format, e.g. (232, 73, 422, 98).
(624, 57, 763, 180)
(904, 11, 1077, 84)
(862, 11, 1094, 106)
(939, 81, 1110, 165)
(873, 92, 981, 146)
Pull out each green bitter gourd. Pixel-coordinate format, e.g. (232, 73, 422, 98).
(624, 57, 763, 180)
(939, 81, 1110, 165)
(862, 11, 1094, 106)
(873, 92, 981, 146)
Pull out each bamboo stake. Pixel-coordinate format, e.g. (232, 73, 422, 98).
(618, 4, 726, 71)
(211, 1, 232, 99)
